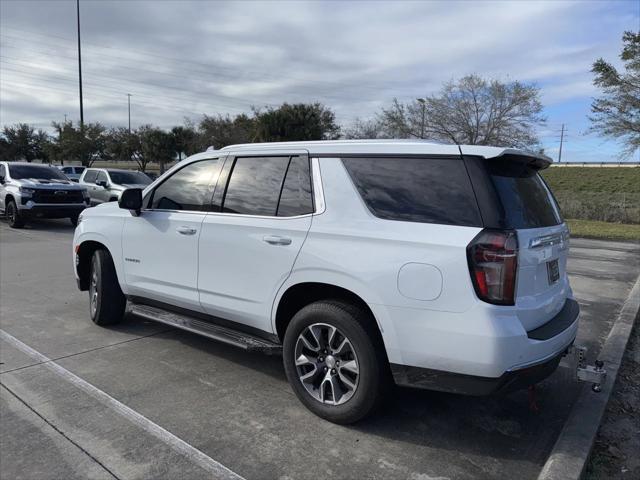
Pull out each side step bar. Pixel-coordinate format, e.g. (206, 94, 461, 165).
(128, 303, 282, 355)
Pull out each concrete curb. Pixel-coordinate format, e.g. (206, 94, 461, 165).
(537, 275, 640, 480)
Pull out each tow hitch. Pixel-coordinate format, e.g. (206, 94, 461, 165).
(565, 345, 607, 392)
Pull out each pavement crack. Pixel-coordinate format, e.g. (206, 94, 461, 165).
(0, 328, 172, 376)
(0, 383, 121, 480)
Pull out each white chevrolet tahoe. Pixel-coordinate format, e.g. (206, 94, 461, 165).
(73, 140, 578, 423)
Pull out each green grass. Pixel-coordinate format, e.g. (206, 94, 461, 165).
(542, 167, 640, 224)
(542, 166, 640, 194)
(566, 219, 640, 242)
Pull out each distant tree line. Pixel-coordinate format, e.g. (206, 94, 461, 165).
(2, 36, 637, 170)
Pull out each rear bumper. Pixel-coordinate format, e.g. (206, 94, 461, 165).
(391, 340, 573, 395)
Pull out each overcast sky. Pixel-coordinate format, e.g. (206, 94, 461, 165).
(1, 0, 638, 162)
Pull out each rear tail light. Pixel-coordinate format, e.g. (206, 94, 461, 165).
(467, 229, 518, 305)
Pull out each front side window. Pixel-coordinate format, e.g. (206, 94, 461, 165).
(83, 170, 97, 183)
(8, 164, 69, 181)
(0, 165, 5, 178)
(96, 171, 108, 184)
(222, 157, 290, 216)
(62, 166, 73, 174)
(342, 156, 482, 227)
(75, 167, 85, 173)
(149, 159, 220, 211)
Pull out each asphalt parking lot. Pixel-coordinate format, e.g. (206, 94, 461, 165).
(1, 219, 639, 480)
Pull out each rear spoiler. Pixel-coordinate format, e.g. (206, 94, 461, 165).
(492, 149, 553, 171)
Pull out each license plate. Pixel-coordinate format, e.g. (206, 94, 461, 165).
(547, 259, 560, 284)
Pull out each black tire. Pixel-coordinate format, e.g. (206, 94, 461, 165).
(69, 214, 79, 226)
(89, 249, 126, 326)
(283, 300, 390, 424)
(6, 200, 25, 228)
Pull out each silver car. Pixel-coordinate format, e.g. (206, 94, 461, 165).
(79, 168, 152, 206)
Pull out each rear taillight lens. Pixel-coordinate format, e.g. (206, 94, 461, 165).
(467, 230, 518, 305)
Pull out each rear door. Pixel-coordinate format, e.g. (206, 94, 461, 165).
(198, 152, 314, 332)
(471, 155, 570, 331)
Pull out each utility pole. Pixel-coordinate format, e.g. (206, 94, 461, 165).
(417, 98, 426, 139)
(76, 0, 84, 129)
(64, 113, 68, 123)
(558, 123, 565, 163)
(127, 93, 132, 133)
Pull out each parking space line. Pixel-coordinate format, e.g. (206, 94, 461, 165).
(0, 329, 245, 480)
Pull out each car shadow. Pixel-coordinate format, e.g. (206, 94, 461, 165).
(124, 313, 581, 465)
(10, 218, 77, 232)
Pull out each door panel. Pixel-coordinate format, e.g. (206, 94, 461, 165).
(122, 211, 206, 311)
(198, 214, 311, 331)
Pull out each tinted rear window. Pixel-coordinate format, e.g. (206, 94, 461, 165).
(487, 160, 562, 229)
(342, 157, 482, 227)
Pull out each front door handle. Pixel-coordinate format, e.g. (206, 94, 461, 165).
(263, 235, 292, 246)
(177, 226, 197, 236)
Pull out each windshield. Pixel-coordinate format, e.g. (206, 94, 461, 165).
(9, 164, 69, 181)
(108, 171, 152, 185)
(487, 160, 562, 229)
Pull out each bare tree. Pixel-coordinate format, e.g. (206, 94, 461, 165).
(379, 74, 545, 149)
(589, 31, 640, 159)
(343, 117, 388, 139)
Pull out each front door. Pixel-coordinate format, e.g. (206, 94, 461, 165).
(198, 153, 314, 332)
(122, 158, 223, 311)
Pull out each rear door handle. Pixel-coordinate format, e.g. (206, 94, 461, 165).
(177, 226, 197, 235)
(263, 235, 292, 246)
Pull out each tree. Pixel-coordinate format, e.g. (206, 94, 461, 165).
(197, 113, 255, 150)
(105, 127, 139, 163)
(253, 103, 340, 142)
(171, 123, 199, 160)
(589, 31, 640, 158)
(343, 117, 388, 139)
(379, 74, 545, 149)
(138, 126, 176, 174)
(50, 121, 107, 167)
(1, 123, 51, 162)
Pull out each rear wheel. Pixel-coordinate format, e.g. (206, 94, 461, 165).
(89, 249, 126, 326)
(283, 300, 389, 424)
(6, 200, 25, 228)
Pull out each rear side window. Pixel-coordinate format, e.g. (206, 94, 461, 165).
(83, 170, 97, 183)
(342, 157, 482, 227)
(486, 160, 562, 228)
(75, 167, 85, 173)
(222, 157, 290, 216)
(150, 159, 220, 211)
(277, 156, 314, 217)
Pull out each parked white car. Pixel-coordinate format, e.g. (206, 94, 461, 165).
(72, 140, 578, 423)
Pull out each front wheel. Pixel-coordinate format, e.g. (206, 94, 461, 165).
(6, 200, 25, 228)
(283, 300, 390, 424)
(89, 249, 126, 326)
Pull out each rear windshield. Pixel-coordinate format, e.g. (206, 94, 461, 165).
(342, 157, 482, 227)
(109, 171, 151, 185)
(9, 164, 69, 181)
(487, 160, 562, 229)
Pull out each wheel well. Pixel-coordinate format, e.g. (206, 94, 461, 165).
(76, 241, 107, 290)
(5, 194, 15, 207)
(275, 282, 383, 343)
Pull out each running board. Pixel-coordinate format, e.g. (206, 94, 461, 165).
(128, 303, 282, 355)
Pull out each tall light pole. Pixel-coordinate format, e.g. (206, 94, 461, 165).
(417, 98, 426, 139)
(127, 93, 132, 133)
(76, 0, 84, 129)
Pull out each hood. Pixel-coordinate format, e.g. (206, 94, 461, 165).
(17, 178, 85, 190)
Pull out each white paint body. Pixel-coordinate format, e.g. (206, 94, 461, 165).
(74, 141, 576, 380)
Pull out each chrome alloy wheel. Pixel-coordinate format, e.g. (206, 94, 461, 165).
(294, 323, 360, 405)
(89, 259, 98, 317)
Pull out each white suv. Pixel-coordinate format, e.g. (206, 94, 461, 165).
(73, 140, 577, 423)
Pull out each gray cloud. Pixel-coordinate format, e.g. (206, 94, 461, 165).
(0, 0, 636, 161)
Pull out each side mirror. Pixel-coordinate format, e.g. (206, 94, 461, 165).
(0, 175, 5, 184)
(96, 180, 108, 188)
(119, 188, 143, 216)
